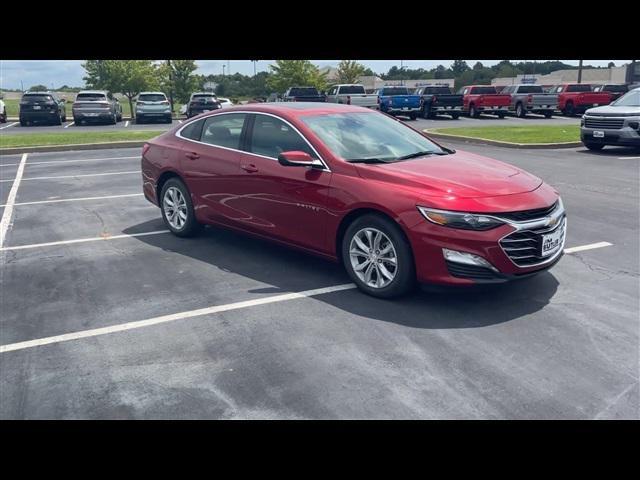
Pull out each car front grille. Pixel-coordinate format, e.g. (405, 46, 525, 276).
(584, 117, 625, 129)
(495, 201, 558, 222)
(499, 217, 566, 267)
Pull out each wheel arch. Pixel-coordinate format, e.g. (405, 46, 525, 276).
(156, 170, 186, 205)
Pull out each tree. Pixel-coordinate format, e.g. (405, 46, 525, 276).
(266, 60, 327, 93)
(473, 62, 484, 70)
(608, 62, 615, 68)
(82, 60, 159, 118)
(159, 60, 199, 109)
(336, 60, 366, 83)
(29, 84, 48, 91)
(451, 60, 470, 75)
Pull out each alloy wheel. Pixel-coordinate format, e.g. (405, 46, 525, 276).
(163, 186, 188, 230)
(349, 228, 398, 289)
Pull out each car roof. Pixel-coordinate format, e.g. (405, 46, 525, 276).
(139, 91, 166, 95)
(77, 90, 107, 94)
(211, 102, 371, 117)
(192, 92, 216, 95)
(23, 91, 54, 95)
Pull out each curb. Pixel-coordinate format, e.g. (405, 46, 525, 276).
(424, 130, 582, 149)
(0, 141, 146, 155)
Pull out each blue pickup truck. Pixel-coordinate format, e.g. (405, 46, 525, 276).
(375, 86, 422, 120)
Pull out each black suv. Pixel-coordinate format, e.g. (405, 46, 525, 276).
(186, 92, 222, 118)
(19, 91, 67, 126)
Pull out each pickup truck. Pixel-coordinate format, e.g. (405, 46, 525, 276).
(500, 84, 558, 118)
(414, 85, 463, 119)
(592, 84, 629, 102)
(282, 87, 326, 102)
(459, 85, 511, 118)
(325, 84, 378, 109)
(551, 84, 612, 116)
(375, 86, 421, 119)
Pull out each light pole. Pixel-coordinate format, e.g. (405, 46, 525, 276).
(577, 59, 583, 84)
(222, 64, 226, 77)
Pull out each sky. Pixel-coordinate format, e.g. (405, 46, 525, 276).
(0, 60, 632, 90)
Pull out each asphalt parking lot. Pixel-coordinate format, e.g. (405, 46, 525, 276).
(0, 141, 638, 419)
(0, 119, 184, 134)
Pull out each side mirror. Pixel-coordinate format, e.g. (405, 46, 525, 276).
(277, 151, 319, 168)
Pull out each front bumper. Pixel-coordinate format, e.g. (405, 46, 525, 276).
(580, 125, 640, 147)
(407, 193, 566, 286)
(73, 109, 113, 120)
(432, 105, 462, 112)
(385, 106, 421, 115)
(477, 106, 509, 113)
(20, 110, 60, 121)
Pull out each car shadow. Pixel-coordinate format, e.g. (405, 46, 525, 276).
(124, 220, 560, 330)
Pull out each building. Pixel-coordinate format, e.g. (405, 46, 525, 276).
(492, 63, 634, 87)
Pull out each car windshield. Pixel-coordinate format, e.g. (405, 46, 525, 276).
(301, 112, 446, 162)
(604, 85, 628, 92)
(76, 93, 106, 101)
(22, 94, 53, 103)
(611, 89, 640, 107)
(138, 94, 166, 102)
(289, 88, 318, 96)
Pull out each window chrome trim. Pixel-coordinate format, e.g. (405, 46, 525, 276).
(175, 110, 331, 172)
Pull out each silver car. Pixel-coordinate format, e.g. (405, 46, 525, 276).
(580, 88, 640, 151)
(135, 91, 172, 124)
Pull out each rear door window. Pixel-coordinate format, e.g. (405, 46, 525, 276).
(200, 113, 247, 150)
(180, 119, 205, 141)
(138, 94, 167, 102)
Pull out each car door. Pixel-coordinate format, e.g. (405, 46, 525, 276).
(225, 112, 333, 253)
(178, 112, 249, 224)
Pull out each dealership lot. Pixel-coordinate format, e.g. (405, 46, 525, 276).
(0, 141, 638, 419)
(0, 119, 184, 134)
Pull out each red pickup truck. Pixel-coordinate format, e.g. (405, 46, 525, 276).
(551, 84, 612, 116)
(459, 85, 511, 118)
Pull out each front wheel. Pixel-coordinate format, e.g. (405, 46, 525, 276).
(515, 103, 526, 118)
(469, 105, 479, 118)
(409, 112, 417, 120)
(563, 102, 575, 116)
(544, 111, 553, 118)
(497, 112, 506, 119)
(451, 112, 460, 120)
(584, 142, 605, 151)
(160, 178, 202, 237)
(342, 214, 415, 298)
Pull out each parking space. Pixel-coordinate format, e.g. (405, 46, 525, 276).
(1, 119, 183, 135)
(0, 143, 638, 419)
(411, 112, 581, 130)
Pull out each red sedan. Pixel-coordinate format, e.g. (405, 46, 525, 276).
(141, 103, 566, 298)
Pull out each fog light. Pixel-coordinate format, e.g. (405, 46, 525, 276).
(628, 121, 639, 130)
(442, 248, 498, 272)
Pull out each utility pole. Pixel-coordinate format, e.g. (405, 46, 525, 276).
(577, 59, 583, 84)
(167, 60, 174, 114)
(222, 64, 226, 77)
(252, 60, 257, 77)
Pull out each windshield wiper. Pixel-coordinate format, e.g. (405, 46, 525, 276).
(346, 158, 393, 164)
(396, 150, 449, 161)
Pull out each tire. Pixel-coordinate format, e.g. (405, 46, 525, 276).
(497, 112, 506, 119)
(544, 111, 553, 118)
(0, 108, 6, 123)
(342, 213, 415, 298)
(160, 178, 202, 237)
(515, 103, 526, 118)
(409, 112, 417, 121)
(451, 112, 460, 120)
(584, 142, 605, 151)
(74, 117, 82, 126)
(469, 104, 479, 118)
(166, 115, 172, 124)
(421, 104, 429, 119)
(20, 119, 27, 127)
(110, 112, 117, 125)
(136, 116, 144, 124)
(563, 102, 575, 116)
(54, 112, 62, 125)
(117, 112, 122, 122)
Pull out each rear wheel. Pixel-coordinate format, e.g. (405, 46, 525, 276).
(544, 111, 553, 118)
(110, 112, 117, 125)
(469, 104, 479, 118)
(497, 112, 506, 119)
(54, 112, 62, 125)
(409, 112, 417, 120)
(342, 214, 415, 298)
(451, 112, 460, 120)
(584, 142, 605, 151)
(515, 103, 526, 118)
(160, 178, 202, 237)
(20, 119, 27, 126)
(563, 102, 575, 116)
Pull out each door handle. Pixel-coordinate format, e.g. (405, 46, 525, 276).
(241, 163, 259, 173)
(185, 152, 200, 160)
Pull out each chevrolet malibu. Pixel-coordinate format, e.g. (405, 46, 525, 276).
(141, 103, 566, 298)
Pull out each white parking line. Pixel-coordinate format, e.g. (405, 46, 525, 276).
(618, 156, 640, 160)
(178, 120, 183, 124)
(564, 242, 613, 254)
(0, 170, 139, 183)
(0, 283, 357, 353)
(63, 121, 74, 128)
(0, 193, 144, 208)
(1, 156, 138, 168)
(0, 122, 19, 130)
(0, 153, 27, 247)
(0, 229, 170, 252)
(124, 120, 129, 127)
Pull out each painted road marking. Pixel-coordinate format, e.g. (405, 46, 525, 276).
(124, 120, 129, 127)
(0, 153, 27, 247)
(1, 156, 138, 168)
(564, 242, 613, 254)
(178, 120, 183, 124)
(0, 283, 357, 353)
(0, 229, 170, 252)
(63, 121, 74, 128)
(618, 156, 640, 160)
(0, 170, 139, 183)
(0, 122, 18, 130)
(0, 193, 144, 208)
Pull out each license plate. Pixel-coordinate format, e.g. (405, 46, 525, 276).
(446, 106, 452, 109)
(33, 105, 41, 110)
(86, 113, 98, 117)
(593, 131, 605, 138)
(541, 225, 564, 257)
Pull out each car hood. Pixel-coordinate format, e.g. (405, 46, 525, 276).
(354, 149, 542, 199)
(585, 105, 640, 116)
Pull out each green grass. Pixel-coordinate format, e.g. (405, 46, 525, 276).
(0, 131, 164, 148)
(430, 125, 580, 144)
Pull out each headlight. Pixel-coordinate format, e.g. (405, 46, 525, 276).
(417, 206, 505, 231)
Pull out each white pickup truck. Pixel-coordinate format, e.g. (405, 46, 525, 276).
(325, 84, 378, 109)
